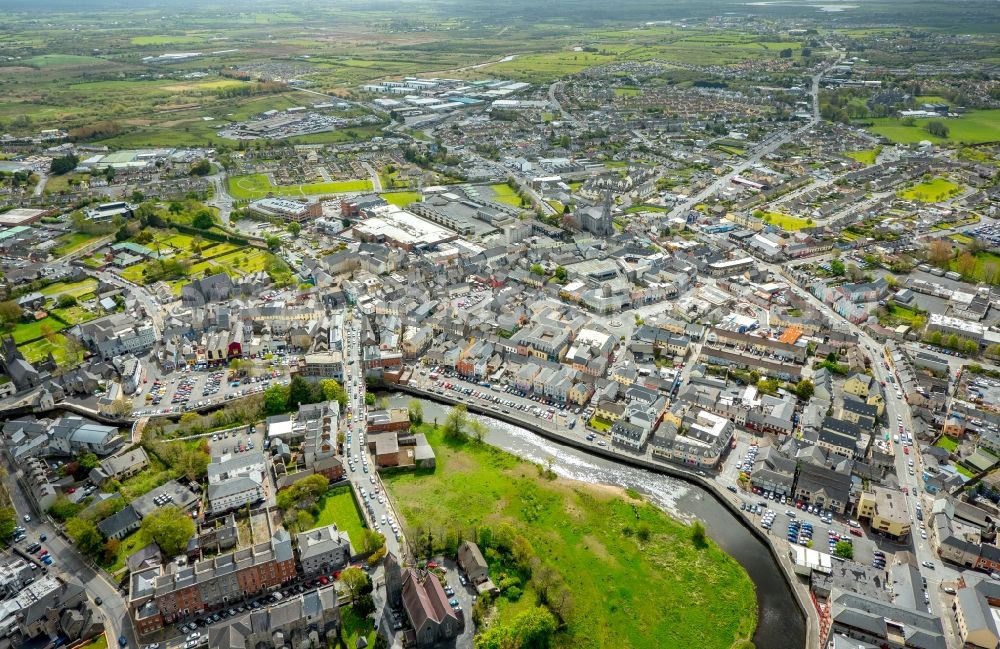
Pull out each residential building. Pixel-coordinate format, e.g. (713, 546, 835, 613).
(295, 525, 351, 575)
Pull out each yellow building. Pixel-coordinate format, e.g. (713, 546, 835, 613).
(856, 487, 911, 541)
(867, 392, 885, 417)
(844, 373, 874, 398)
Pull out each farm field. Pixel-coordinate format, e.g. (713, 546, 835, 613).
(761, 211, 811, 231)
(897, 177, 962, 202)
(488, 183, 524, 207)
(312, 485, 367, 548)
(383, 425, 757, 649)
(228, 174, 373, 200)
(866, 110, 1000, 144)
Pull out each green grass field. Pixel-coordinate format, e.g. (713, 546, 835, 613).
(949, 233, 975, 245)
(845, 149, 878, 165)
(227, 174, 372, 200)
(489, 183, 524, 207)
(950, 251, 1000, 284)
(313, 485, 367, 549)
(23, 54, 108, 67)
(9, 317, 66, 344)
(935, 436, 959, 452)
(52, 232, 104, 257)
(383, 425, 757, 649)
(867, 110, 1000, 145)
(897, 177, 962, 202)
(379, 192, 422, 207)
(131, 34, 205, 45)
(614, 87, 642, 97)
(339, 607, 376, 649)
(762, 211, 812, 231)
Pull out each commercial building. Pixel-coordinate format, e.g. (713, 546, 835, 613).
(856, 487, 911, 541)
(650, 409, 734, 469)
(352, 204, 458, 251)
(85, 201, 135, 223)
(927, 312, 985, 344)
(247, 198, 321, 222)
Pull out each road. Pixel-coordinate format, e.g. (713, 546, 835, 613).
(341, 308, 403, 561)
(547, 81, 577, 126)
(362, 161, 383, 192)
(91, 269, 164, 333)
(4, 457, 134, 648)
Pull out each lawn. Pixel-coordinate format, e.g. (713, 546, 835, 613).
(51, 306, 97, 326)
(897, 177, 962, 203)
(313, 485, 367, 549)
(9, 317, 66, 344)
(77, 634, 109, 649)
(19, 334, 80, 366)
(866, 110, 1000, 145)
(949, 233, 975, 245)
(761, 211, 811, 231)
(384, 425, 757, 649)
(614, 87, 642, 97)
(935, 436, 959, 452)
(339, 606, 376, 649)
(52, 232, 103, 257)
(102, 529, 146, 574)
(379, 191, 422, 207)
(845, 149, 878, 165)
(489, 183, 524, 207)
(40, 278, 99, 299)
(118, 455, 173, 501)
(881, 304, 923, 326)
(588, 417, 612, 433)
(227, 174, 373, 200)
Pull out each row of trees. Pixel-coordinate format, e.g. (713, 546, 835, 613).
(262, 376, 347, 417)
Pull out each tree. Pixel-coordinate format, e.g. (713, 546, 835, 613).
(78, 452, 99, 472)
(263, 384, 290, 415)
(0, 508, 15, 541)
(689, 520, 708, 548)
(829, 259, 845, 276)
(443, 404, 469, 440)
(49, 154, 79, 175)
(408, 399, 423, 425)
(468, 419, 488, 443)
(265, 235, 282, 251)
(529, 263, 545, 276)
(192, 210, 214, 230)
(189, 159, 212, 176)
(276, 474, 328, 511)
(476, 606, 557, 649)
(102, 538, 121, 564)
(927, 239, 953, 268)
(946, 334, 960, 349)
(0, 300, 22, 325)
(340, 566, 369, 604)
(929, 330, 942, 346)
(553, 266, 567, 282)
(287, 375, 314, 408)
(321, 379, 347, 410)
(794, 379, 815, 401)
(66, 518, 103, 557)
(925, 121, 949, 139)
(834, 540, 854, 559)
(365, 392, 376, 406)
(287, 222, 301, 237)
(56, 294, 77, 308)
(140, 506, 195, 558)
(48, 497, 82, 522)
(361, 528, 386, 553)
(956, 251, 977, 277)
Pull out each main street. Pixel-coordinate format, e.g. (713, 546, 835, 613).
(341, 309, 403, 561)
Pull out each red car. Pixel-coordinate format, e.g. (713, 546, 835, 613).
(849, 528, 862, 537)
(903, 446, 909, 455)
(319, 576, 329, 585)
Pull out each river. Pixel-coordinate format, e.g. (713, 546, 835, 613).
(386, 394, 805, 649)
